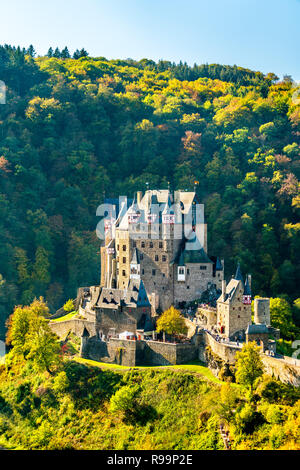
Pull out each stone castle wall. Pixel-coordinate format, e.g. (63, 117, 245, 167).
(261, 354, 300, 387)
(197, 330, 239, 364)
(198, 330, 300, 386)
(49, 319, 96, 339)
(82, 336, 197, 367)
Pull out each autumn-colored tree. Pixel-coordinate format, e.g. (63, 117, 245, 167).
(6, 299, 60, 373)
(156, 306, 188, 337)
(63, 299, 75, 313)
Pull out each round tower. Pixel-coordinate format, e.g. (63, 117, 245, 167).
(254, 298, 270, 326)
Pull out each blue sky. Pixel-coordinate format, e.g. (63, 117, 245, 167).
(0, 0, 299, 79)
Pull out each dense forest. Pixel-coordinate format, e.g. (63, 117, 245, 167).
(0, 44, 299, 338)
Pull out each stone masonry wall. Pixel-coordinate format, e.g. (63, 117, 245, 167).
(49, 319, 96, 339)
(198, 330, 300, 386)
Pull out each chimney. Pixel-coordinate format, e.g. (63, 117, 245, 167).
(222, 280, 226, 298)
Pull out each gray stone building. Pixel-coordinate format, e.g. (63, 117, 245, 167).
(100, 189, 224, 312)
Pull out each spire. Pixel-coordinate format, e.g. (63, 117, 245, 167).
(131, 248, 140, 265)
(243, 275, 251, 296)
(234, 262, 243, 282)
(215, 257, 223, 271)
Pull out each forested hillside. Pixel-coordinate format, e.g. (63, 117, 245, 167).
(0, 45, 299, 337)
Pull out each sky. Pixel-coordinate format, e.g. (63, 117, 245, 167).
(0, 0, 299, 80)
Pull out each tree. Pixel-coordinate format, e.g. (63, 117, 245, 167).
(6, 306, 31, 357)
(26, 45, 36, 57)
(110, 384, 140, 422)
(270, 297, 297, 339)
(47, 47, 53, 58)
(61, 47, 70, 59)
(235, 342, 264, 392)
(63, 299, 75, 313)
(156, 306, 188, 337)
(73, 49, 81, 59)
(53, 47, 61, 58)
(6, 299, 60, 373)
(26, 314, 60, 374)
(218, 383, 238, 423)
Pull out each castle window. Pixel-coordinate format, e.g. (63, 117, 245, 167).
(155, 255, 159, 261)
(142, 269, 144, 275)
(152, 269, 156, 275)
(162, 255, 166, 262)
(150, 242, 153, 248)
(187, 269, 190, 275)
(123, 257, 126, 263)
(159, 242, 163, 249)
(187, 286, 190, 289)
(200, 266, 207, 270)
(123, 245, 126, 251)
(117, 244, 119, 251)
(238, 315, 240, 318)
(141, 241, 145, 248)
(122, 270, 125, 276)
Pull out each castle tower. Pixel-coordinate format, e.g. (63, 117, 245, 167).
(254, 298, 270, 326)
(80, 327, 90, 358)
(217, 264, 252, 339)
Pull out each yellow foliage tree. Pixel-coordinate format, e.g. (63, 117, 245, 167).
(156, 306, 188, 336)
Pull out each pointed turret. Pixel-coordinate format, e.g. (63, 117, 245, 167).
(243, 274, 252, 305)
(234, 262, 243, 282)
(215, 257, 223, 271)
(130, 248, 140, 280)
(243, 275, 251, 296)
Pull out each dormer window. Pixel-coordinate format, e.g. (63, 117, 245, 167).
(178, 266, 186, 282)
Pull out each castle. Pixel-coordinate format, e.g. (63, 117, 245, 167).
(48, 188, 300, 385)
(73, 188, 280, 346)
(100, 189, 224, 312)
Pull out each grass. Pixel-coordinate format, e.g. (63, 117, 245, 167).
(50, 311, 78, 323)
(74, 357, 226, 384)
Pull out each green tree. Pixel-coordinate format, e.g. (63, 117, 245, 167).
(26, 314, 60, 374)
(63, 299, 75, 313)
(235, 342, 264, 392)
(270, 298, 297, 339)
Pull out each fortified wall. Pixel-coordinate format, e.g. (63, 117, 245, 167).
(83, 337, 197, 367)
(49, 319, 96, 339)
(49, 319, 300, 386)
(197, 330, 300, 387)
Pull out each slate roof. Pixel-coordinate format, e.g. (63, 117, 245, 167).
(217, 279, 240, 303)
(243, 276, 251, 296)
(131, 248, 140, 265)
(235, 263, 244, 282)
(95, 279, 151, 310)
(246, 324, 269, 334)
(171, 235, 212, 266)
(215, 257, 223, 271)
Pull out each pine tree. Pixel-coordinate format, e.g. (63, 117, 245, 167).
(79, 48, 88, 58)
(53, 47, 61, 58)
(61, 47, 70, 59)
(73, 49, 80, 59)
(47, 47, 53, 58)
(27, 45, 35, 57)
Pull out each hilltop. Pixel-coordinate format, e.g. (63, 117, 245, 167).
(0, 45, 299, 338)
